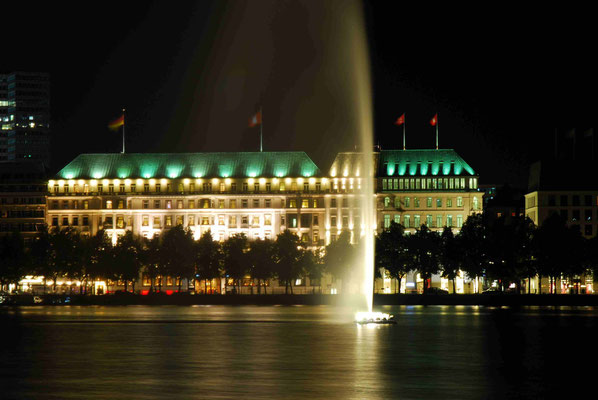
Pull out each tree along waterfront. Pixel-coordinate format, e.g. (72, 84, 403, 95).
(1, 212, 597, 295)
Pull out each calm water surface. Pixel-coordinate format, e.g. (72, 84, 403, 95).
(1, 305, 597, 399)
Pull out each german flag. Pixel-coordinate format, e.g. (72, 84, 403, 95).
(108, 114, 124, 130)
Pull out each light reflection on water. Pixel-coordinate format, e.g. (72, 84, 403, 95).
(1, 305, 597, 399)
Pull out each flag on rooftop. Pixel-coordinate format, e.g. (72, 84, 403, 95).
(248, 110, 262, 127)
(394, 113, 405, 126)
(108, 114, 124, 130)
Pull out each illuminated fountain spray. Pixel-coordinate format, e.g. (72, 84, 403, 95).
(346, 2, 393, 323)
(346, 2, 375, 314)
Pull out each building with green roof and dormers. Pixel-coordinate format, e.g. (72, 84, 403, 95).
(45, 148, 482, 295)
(328, 148, 482, 295)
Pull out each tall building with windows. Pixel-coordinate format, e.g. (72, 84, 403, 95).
(0, 75, 9, 161)
(0, 162, 48, 240)
(45, 148, 482, 294)
(47, 152, 326, 246)
(329, 149, 483, 293)
(0, 72, 51, 165)
(525, 128, 598, 238)
(329, 149, 481, 235)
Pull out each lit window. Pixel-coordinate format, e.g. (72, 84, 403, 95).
(384, 214, 390, 228)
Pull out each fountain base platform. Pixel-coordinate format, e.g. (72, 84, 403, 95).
(355, 311, 396, 325)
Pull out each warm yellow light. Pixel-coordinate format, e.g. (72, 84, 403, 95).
(78, 180, 85, 186)
(183, 178, 190, 184)
(58, 180, 65, 186)
(124, 179, 131, 185)
(285, 177, 292, 184)
(160, 178, 167, 185)
(309, 177, 316, 184)
(297, 177, 304, 185)
(212, 178, 219, 184)
(136, 179, 143, 185)
(248, 178, 254, 185)
(273, 178, 279, 184)
(225, 178, 231, 184)
(68, 180, 75, 186)
(90, 180, 97, 186)
(113, 179, 120, 185)
(149, 179, 156, 185)
(259, 178, 266, 184)
(102, 179, 109, 185)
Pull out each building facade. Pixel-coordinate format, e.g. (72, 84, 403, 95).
(330, 149, 483, 293)
(0, 162, 48, 240)
(0, 72, 51, 165)
(43, 148, 482, 295)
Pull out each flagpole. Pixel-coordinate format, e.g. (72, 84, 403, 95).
(435, 113, 439, 150)
(403, 116, 406, 150)
(122, 108, 126, 154)
(260, 106, 263, 152)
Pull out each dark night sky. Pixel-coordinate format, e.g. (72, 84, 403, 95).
(3, 1, 596, 188)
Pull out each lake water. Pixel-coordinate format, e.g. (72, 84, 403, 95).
(1, 305, 597, 399)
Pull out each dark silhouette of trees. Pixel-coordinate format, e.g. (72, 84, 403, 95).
(376, 222, 410, 293)
(0, 231, 27, 291)
(302, 248, 325, 294)
(323, 230, 356, 288)
(113, 231, 144, 292)
(222, 234, 249, 294)
(440, 226, 460, 294)
(160, 226, 196, 292)
(406, 225, 441, 294)
(457, 213, 487, 293)
(274, 230, 303, 294)
(195, 230, 222, 294)
(248, 238, 276, 294)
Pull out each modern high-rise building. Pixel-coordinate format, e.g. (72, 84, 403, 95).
(0, 72, 50, 165)
(0, 75, 9, 161)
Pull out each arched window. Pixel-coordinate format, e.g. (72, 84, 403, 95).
(384, 197, 390, 208)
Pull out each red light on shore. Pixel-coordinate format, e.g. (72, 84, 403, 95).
(166, 290, 173, 295)
(141, 290, 149, 296)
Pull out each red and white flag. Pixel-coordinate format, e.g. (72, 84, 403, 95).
(430, 113, 438, 127)
(248, 110, 262, 127)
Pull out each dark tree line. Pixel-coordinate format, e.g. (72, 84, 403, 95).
(376, 213, 598, 294)
(0, 226, 329, 295)
(2, 212, 598, 295)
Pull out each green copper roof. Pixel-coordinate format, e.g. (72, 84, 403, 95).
(56, 152, 321, 179)
(378, 149, 476, 177)
(330, 149, 476, 177)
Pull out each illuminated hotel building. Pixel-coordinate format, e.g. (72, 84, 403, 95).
(47, 152, 327, 246)
(330, 149, 482, 293)
(45, 148, 482, 294)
